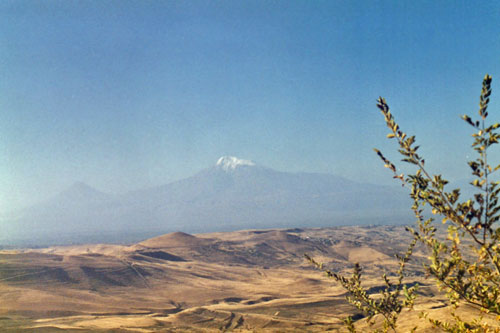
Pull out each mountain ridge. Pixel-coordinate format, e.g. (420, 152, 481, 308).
(2, 157, 412, 246)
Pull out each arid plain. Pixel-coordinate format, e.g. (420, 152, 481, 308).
(0, 225, 496, 332)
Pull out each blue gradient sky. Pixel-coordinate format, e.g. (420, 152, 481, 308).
(1, 1, 500, 211)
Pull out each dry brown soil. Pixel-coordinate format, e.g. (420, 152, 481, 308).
(0, 226, 497, 332)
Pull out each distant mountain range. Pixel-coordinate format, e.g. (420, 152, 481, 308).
(1, 156, 413, 246)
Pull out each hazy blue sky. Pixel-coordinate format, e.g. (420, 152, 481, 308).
(1, 1, 500, 211)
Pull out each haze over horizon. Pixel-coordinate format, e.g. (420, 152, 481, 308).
(2, 1, 500, 212)
(2, 155, 414, 246)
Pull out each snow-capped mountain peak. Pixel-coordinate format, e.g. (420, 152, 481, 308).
(216, 156, 255, 171)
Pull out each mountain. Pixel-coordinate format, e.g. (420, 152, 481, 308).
(2, 157, 412, 246)
(50, 181, 113, 205)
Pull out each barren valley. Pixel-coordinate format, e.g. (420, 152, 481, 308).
(1, 225, 495, 332)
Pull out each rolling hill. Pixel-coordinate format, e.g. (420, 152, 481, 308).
(1, 226, 496, 332)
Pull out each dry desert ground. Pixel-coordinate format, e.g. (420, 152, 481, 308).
(0, 225, 497, 332)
